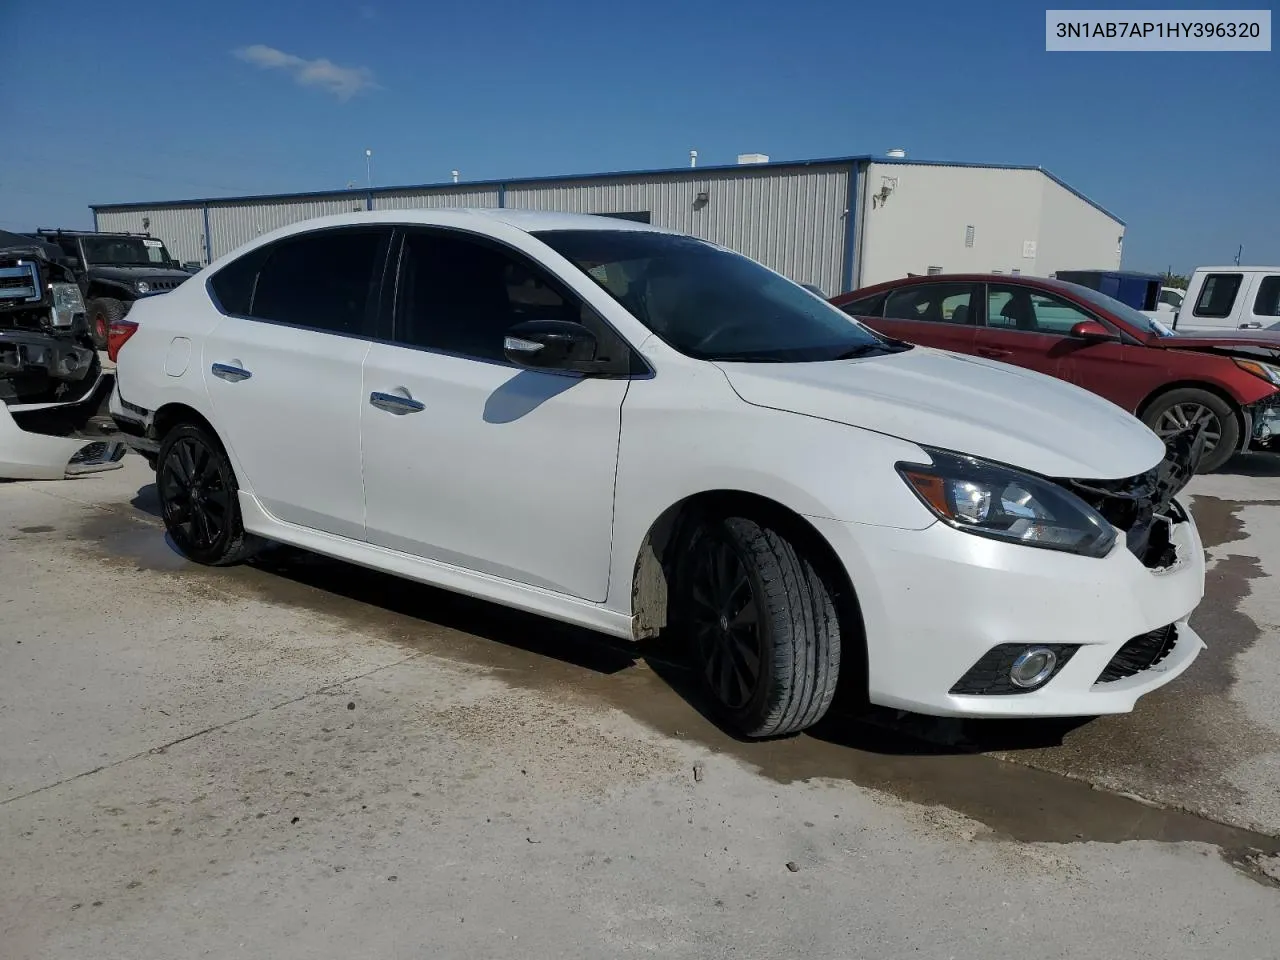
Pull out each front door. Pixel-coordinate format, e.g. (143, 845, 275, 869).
(202, 226, 390, 540)
(359, 227, 629, 601)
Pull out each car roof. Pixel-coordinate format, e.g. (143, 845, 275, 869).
(833, 273, 1081, 300)
(1191, 266, 1279, 272)
(245, 208, 675, 238)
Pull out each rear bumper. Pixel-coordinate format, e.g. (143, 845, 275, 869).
(1, 371, 127, 480)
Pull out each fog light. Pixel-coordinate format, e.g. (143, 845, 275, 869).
(1009, 646, 1057, 689)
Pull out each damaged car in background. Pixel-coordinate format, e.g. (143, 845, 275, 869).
(0, 229, 126, 480)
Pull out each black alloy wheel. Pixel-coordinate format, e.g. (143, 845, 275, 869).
(156, 423, 258, 565)
(688, 531, 764, 711)
(679, 515, 842, 739)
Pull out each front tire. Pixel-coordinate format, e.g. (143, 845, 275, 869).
(1141, 388, 1240, 473)
(680, 516, 841, 738)
(86, 297, 125, 351)
(156, 423, 259, 565)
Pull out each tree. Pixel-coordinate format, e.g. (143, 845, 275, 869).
(1162, 272, 1189, 290)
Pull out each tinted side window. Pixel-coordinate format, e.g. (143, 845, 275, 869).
(249, 229, 385, 335)
(987, 285, 1092, 334)
(208, 246, 268, 316)
(883, 284, 976, 324)
(1193, 273, 1242, 318)
(838, 292, 887, 318)
(1252, 276, 1280, 318)
(396, 231, 582, 363)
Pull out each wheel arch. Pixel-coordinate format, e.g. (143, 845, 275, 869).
(1135, 380, 1248, 451)
(629, 489, 867, 692)
(153, 402, 224, 450)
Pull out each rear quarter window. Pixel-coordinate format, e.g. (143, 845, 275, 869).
(208, 247, 269, 315)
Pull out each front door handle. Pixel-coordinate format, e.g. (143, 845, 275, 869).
(370, 391, 425, 415)
(976, 347, 1011, 359)
(211, 362, 252, 382)
(1240, 322, 1263, 330)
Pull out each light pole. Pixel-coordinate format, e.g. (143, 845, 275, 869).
(365, 148, 373, 189)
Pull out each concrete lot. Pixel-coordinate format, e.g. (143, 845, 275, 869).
(3, 455, 1279, 958)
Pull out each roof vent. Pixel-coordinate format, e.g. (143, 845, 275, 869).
(737, 153, 769, 165)
(886, 148, 907, 159)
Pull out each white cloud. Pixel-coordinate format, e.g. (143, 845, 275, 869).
(233, 44, 377, 101)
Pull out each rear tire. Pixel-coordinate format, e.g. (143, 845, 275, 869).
(86, 297, 125, 351)
(156, 423, 260, 566)
(1141, 388, 1240, 473)
(679, 516, 841, 738)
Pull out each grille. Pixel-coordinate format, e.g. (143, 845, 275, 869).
(0, 263, 41, 302)
(949, 643, 1078, 695)
(145, 278, 185, 292)
(1096, 624, 1177, 683)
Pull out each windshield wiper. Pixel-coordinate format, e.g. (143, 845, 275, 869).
(832, 341, 912, 360)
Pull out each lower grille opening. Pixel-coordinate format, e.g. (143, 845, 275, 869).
(1096, 624, 1178, 683)
(950, 643, 1078, 695)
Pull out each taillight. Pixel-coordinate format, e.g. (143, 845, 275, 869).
(106, 318, 139, 363)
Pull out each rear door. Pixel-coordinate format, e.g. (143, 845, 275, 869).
(843, 281, 980, 354)
(202, 225, 391, 540)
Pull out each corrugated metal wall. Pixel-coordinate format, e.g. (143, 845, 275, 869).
(95, 206, 207, 264)
(90, 164, 851, 291)
(373, 186, 500, 210)
(505, 167, 849, 294)
(207, 197, 369, 260)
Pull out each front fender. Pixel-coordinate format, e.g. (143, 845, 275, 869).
(605, 369, 935, 616)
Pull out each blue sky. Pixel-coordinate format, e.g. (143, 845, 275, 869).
(2, 0, 1276, 274)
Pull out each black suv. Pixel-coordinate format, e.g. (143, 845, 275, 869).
(34, 229, 192, 348)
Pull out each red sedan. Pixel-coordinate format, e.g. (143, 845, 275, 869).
(831, 274, 1280, 472)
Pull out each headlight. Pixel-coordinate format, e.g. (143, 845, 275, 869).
(897, 448, 1117, 558)
(136, 281, 150, 294)
(49, 282, 86, 328)
(1234, 358, 1280, 386)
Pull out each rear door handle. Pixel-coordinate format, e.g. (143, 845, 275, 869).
(211, 362, 252, 382)
(1240, 322, 1263, 330)
(370, 391, 425, 415)
(976, 347, 1011, 359)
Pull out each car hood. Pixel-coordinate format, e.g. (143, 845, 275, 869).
(91, 265, 190, 282)
(715, 347, 1165, 480)
(1163, 330, 1280, 360)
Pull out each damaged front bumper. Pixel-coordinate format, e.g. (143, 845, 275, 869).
(1, 371, 128, 480)
(808, 429, 1208, 719)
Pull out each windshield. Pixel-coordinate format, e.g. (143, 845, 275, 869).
(1055, 280, 1177, 337)
(534, 229, 904, 362)
(82, 236, 173, 267)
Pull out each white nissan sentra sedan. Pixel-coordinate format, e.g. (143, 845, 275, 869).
(109, 210, 1206, 739)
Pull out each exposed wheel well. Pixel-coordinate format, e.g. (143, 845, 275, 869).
(1136, 381, 1247, 450)
(631, 490, 867, 694)
(152, 403, 220, 447)
(86, 285, 133, 306)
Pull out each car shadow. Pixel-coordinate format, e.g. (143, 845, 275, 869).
(240, 540, 1086, 756)
(126, 479, 1091, 757)
(1218, 449, 1280, 477)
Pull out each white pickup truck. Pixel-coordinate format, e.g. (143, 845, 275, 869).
(1173, 267, 1280, 333)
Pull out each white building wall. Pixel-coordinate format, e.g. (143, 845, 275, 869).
(95, 206, 208, 264)
(1034, 176, 1125, 275)
(857, 164, 1045, 286)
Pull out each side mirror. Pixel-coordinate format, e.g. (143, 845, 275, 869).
(503, 319, 599, 372)
(1070, 320, 1116, 341)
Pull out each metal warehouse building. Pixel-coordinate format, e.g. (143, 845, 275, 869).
(90, 154, 1124, 296)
